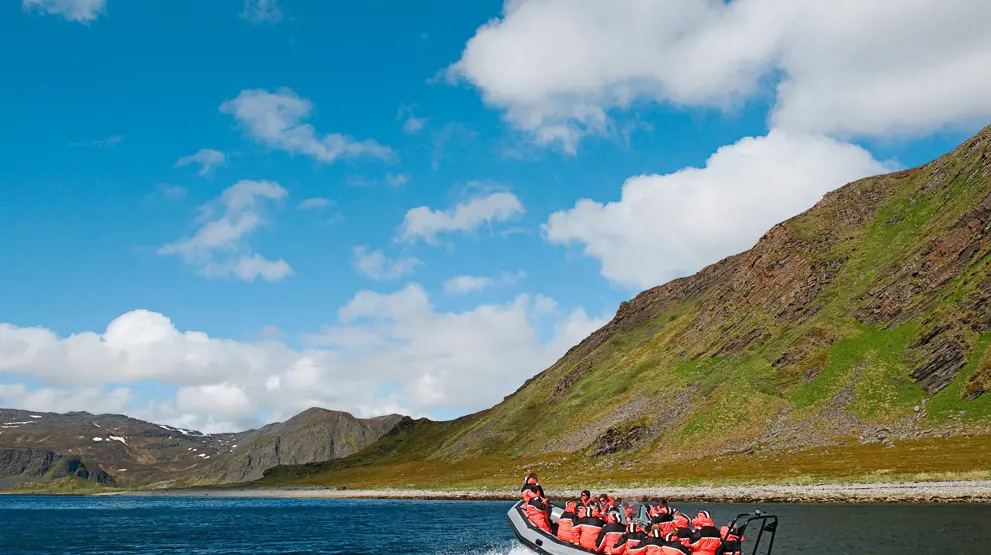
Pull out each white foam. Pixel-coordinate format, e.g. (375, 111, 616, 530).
(4, 421, 35, 425)
(93, 437, 103, 442)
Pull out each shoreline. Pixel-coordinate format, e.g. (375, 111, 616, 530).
(93, 480, 991, 503)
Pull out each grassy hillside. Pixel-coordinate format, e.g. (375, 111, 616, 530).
(257, 125, 991, 490)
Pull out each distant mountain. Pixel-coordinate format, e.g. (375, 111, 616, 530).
(260, 124, 991, 487)
(0, 407, 401, 490)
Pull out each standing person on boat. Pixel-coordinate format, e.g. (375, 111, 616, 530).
(609, 520, 646, 555)
(596, 511, 626, 553)
(557, 501, 579, 544)
(521, 472, 545, 499)
(575, 505, 605, 550)
(688, 511, 721, 555)
(521, 488, 552, 534)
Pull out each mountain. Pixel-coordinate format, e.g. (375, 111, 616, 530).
(260, 125, 991, 489)
(0, 407, 401, 490)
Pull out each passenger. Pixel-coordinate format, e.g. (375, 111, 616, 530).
(610, 521, 646, 555)
(521, 472, 545, 499)
(625, 526, 652, 555)
(656, 510, 677, 536)
(623, 502, 634, 520)
(575, 506, 605, 550)
(688, 511, 721, 555)
(659, 532, 691, 555)
(578, 490, 594, 509)
(596, 511, 626, 553)
(719, 524, 744, 555)
(638, 527, 665, 555)
(672, 514, 693, 549)
(598, 493, 617, 512)
(522, 488, 552, 534)
(556, 501, 579, 544)
(656, 499, 671, 516)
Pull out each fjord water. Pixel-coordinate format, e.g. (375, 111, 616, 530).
(1, 496, 988, 554)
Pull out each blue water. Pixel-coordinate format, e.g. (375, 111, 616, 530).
(0, 495, 989, 554)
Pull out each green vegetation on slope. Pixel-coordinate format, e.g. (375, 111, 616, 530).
(257, 125, 991, 489)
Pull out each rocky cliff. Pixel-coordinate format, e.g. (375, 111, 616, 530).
(0, 407, 401, 489)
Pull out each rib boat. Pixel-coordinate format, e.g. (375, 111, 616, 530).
(507, 500, 778, 555)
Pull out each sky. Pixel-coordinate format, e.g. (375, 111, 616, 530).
(2, 0, 991, 433)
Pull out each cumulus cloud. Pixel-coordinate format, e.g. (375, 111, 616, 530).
(158, 180, 293, 282)
(175, 149, 227, 176)
(385, 173, 409, 187)
(220, 88, 392, 164)
(23, 0, 105, 23)
(397, 104, 428, 133)
(352, 247, 422, 281)
(399, 191, 524, 244)
(444, 275, 493, 295)
(544, 129, 891, 289)
(240, 0, 281, 24)
(0, 288, 607, 431)
(449, 0, 991, 149)
(444, 270, 527, 295)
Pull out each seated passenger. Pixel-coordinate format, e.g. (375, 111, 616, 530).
(659, 532, 691, 555)
(610, 521, 646, 555)
(637, 527, 665, 555)
(522, 489, 552, 534)
(575, 506, 605, 550)
(688, 511, 721, 555)
(672, 514, 692, 548)
(596, 511, 626, 553)
(557, 501, 579, 544)
(578, 490, 594, 509)
(598, 493, 617, 512)
(718, 524, 744, 555)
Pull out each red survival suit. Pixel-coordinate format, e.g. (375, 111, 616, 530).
(574, 507, 605, 550)
(557, 502, 579, 544)
(596, 513, 626, 554)
(719, 525, 745, 555)
(658, 533, 691, 555)
(688, 511, 722, 555)
(609, 522, 646, 555)
(522, 488, 552, 534)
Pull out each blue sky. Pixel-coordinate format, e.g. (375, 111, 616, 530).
(2, 0, 990, 432)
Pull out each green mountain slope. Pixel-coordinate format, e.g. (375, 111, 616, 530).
(261, 124, 991, 489)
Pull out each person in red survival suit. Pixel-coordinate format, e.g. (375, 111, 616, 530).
(557, 501, 579, 544)
(575, 505, 605, 550)
(637, 527, 666, 555)
(597, 493, 617, 512)
(596, 511, 626, 553)
(610, 520, 646, 555)
(658, 532, 691, 555)
(688, 511, 721, 555)
(718, 524, 744, 555)
(672, 514, 693, 549)
(522, 488, 552, 534)
(656, 509, 677, 536)
(578, 490, 594, 509)
(521, 472, 545, 499)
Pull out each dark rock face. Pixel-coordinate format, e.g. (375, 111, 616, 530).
(592, 424, 647, 456)
(0, 407, 402, 489)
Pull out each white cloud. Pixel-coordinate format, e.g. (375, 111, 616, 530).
(70, 134, 124, 148)
(449, 0, 991, 149)
(399, 191, 524, 244)
(444, 275, 494, 295)
(240, 0, 281, 24)
(544, 128, 891, 289)
(159, 184, 187, 200)
(220, 88, 392, 164)
(0, 289, 607, 431)
(175, 149, 227, 176)
(298, 197, 334, 210)
(23, 0, 105, 23)
(444, 270, 527, 295)
(397, 104, 428, 134)
(352, 247, 422, 281)
(158, 180, 293, 282)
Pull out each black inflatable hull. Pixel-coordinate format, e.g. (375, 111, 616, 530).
(506, 501, 597, 555)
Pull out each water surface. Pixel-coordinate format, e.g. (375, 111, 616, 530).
(0, 495, 988, 554)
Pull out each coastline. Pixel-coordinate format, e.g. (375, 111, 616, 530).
(94, 480, 991, 503)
